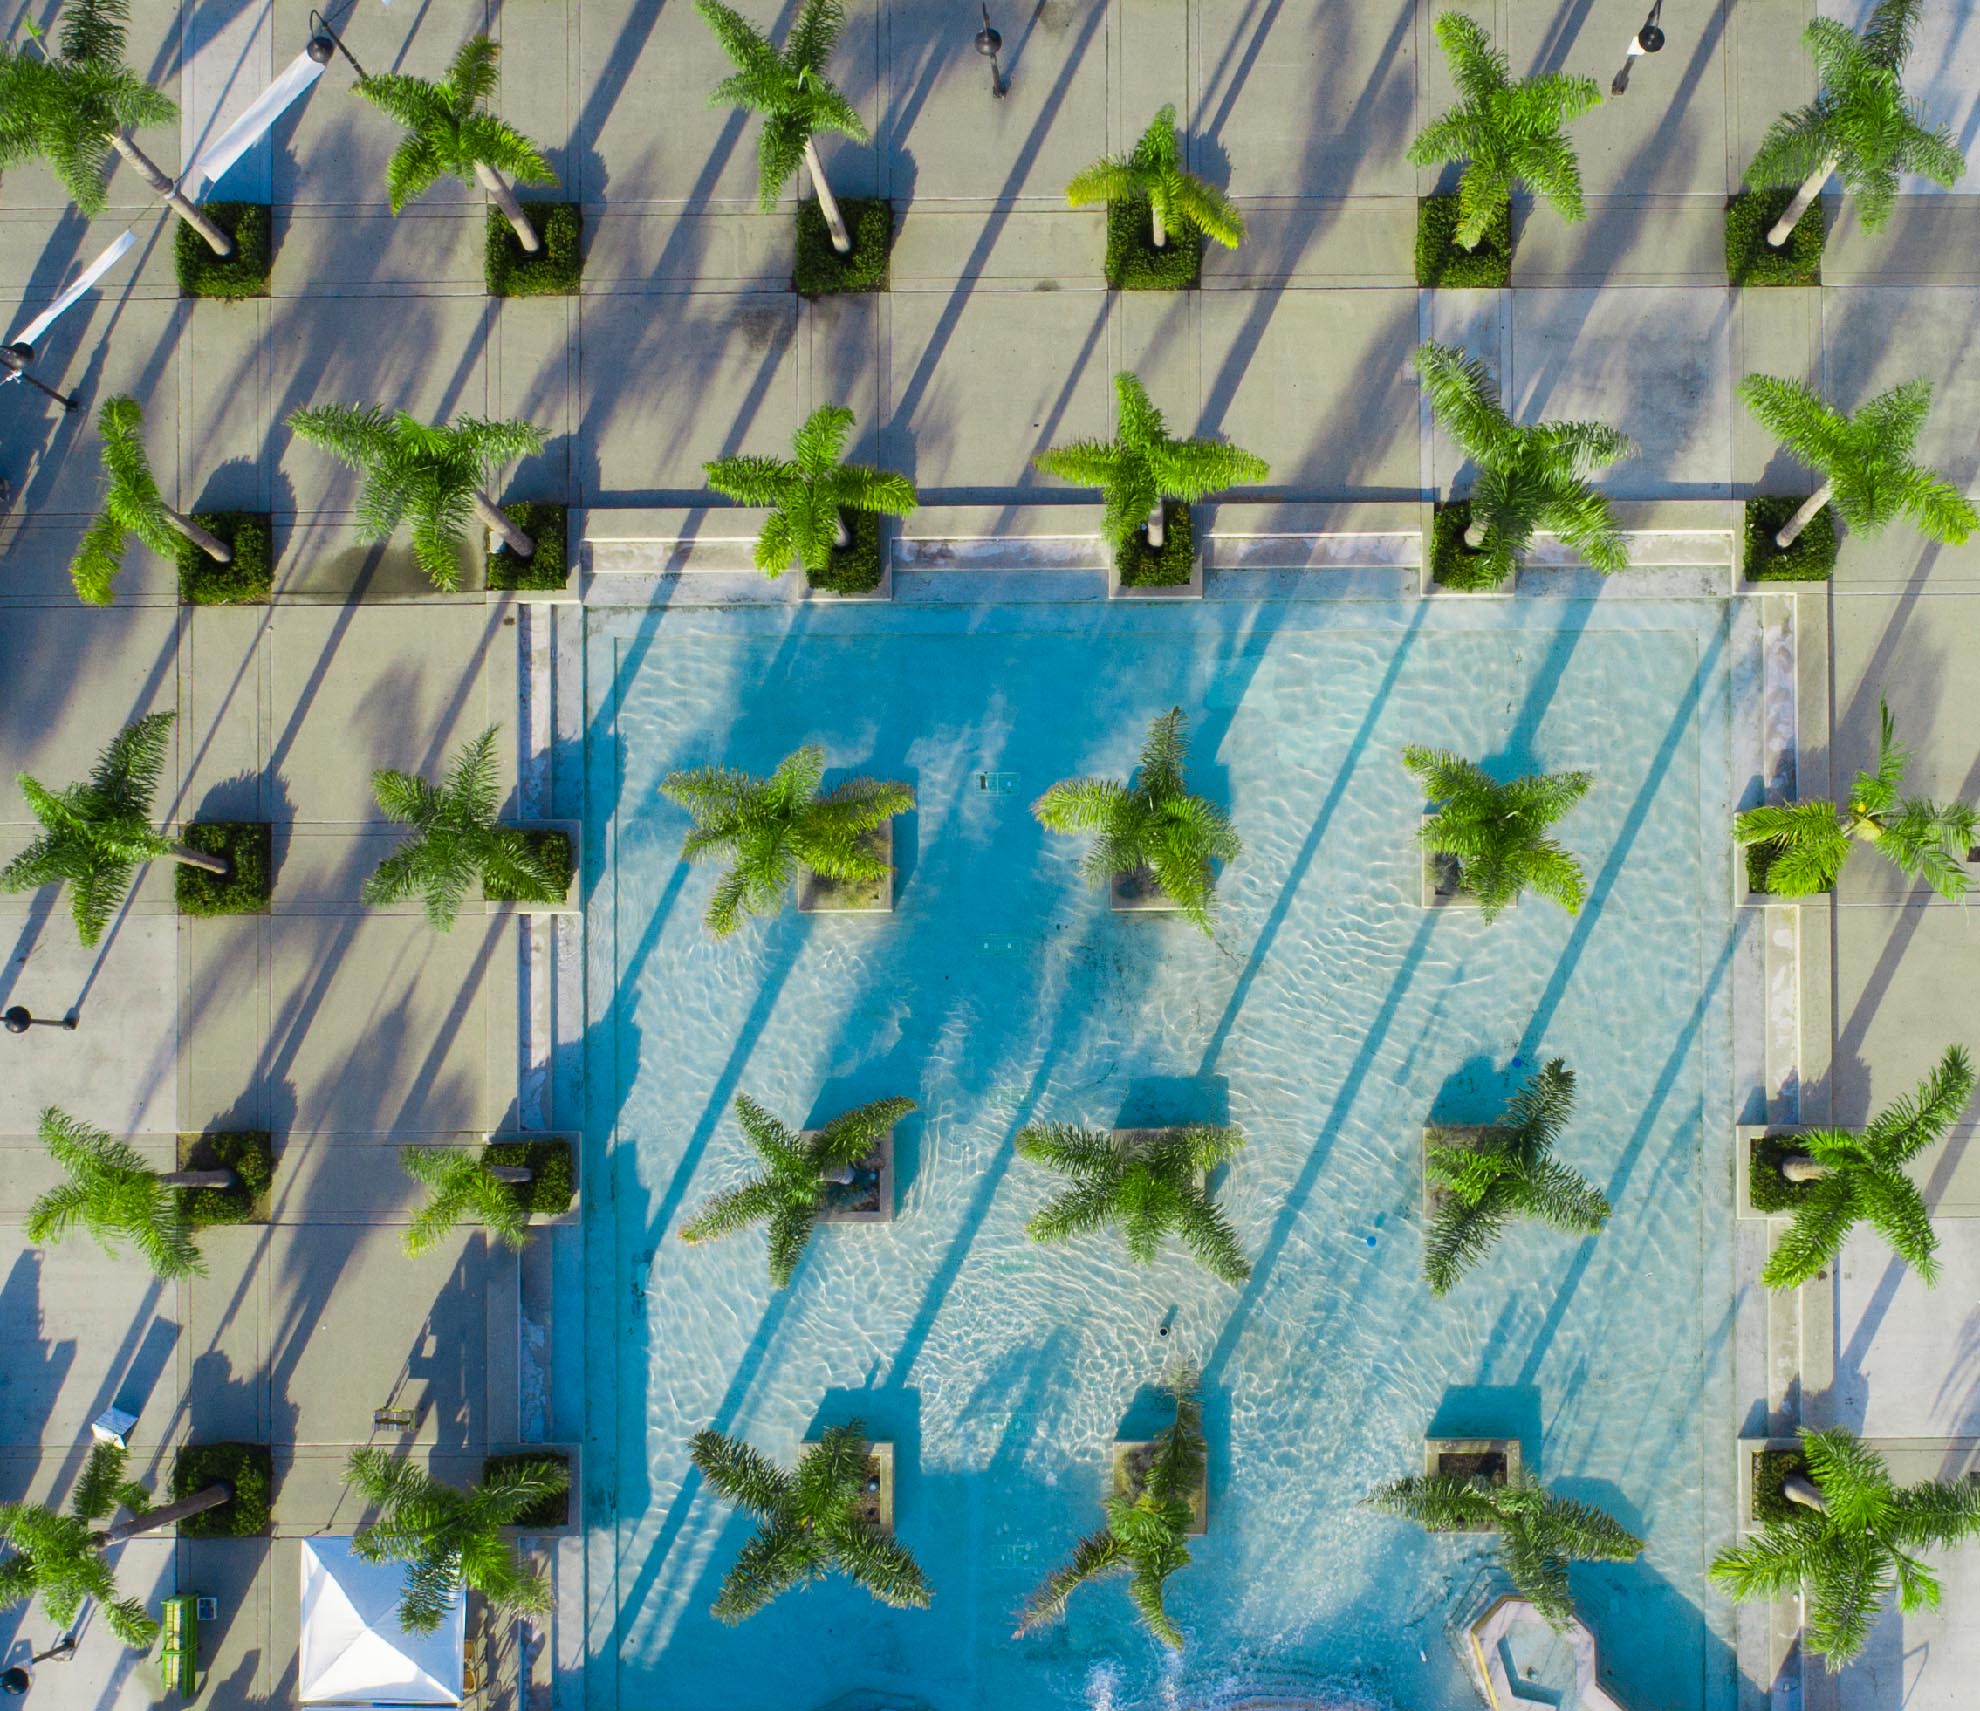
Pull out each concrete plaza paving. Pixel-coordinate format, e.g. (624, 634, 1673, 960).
(2, 0, 1979, 1705)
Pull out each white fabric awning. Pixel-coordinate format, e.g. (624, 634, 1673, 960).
(298, 1537, 464, 1706)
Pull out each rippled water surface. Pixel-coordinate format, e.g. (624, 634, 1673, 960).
(583, 597, 1743, 1711)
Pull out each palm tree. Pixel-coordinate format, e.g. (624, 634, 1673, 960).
(24, 1107, 236, 1279)
(661, 744, 913, 936)
(354, 34, 556, 254)
(1735, 697, 1975, 900)
(0, 1443, 237, 1652)
(697, 0, 866, 253)
(1416, 342, 1636, 582)
(1406, 745, 1592, 921)
(0, 0, 233, 254)
(1065, 104, 1243, 252)
(1712, 1427, 1980, 1667)
(1033, 708, 1240, 934)
(345, 1448, 566, 1636)
(1036, 371, 1268, 555)
(1368, 1469, 1641, 1630)
(690, 1423, 930, 1620)
(1423, 1061, 1609, 1296)
(1758, 1045, 1972, 1290)
(365, 725, 563, 931)
(681, 1094, 915, 1286)
(1408, 12, 1601, 250)
(69, 396, 233, 605)
(286, 404, 547, 589)
(1017, 1373, 1205, 1648)
(1738, 374, 1976, 552)
(704, 404, 916, 578)
(1016, 1123, 1250, 1285)
(1746, 0, 1964, 249)
(400, 1148, 542, 1257)
(1, 712, 230, 947)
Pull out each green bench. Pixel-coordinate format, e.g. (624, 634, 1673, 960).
(159, 1594, 198, 1695)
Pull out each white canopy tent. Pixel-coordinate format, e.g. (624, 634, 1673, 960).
(298, 1537, 464, 1707)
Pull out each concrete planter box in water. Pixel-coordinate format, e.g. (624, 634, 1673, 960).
(1735, 1125, 1816, 1221)
(1424, 1436, 1523, 1499)
(1421, 849, 1518, 910)
(1736, 1434, 1808, 1535)
(1735, 834, 1834, 910)
(808, 1123, 897, 1224)
(483, 1134, 581, 1229)
(1421, 1126, 1510, 1219)
(487, 1444, 581, 1537)
(1112, 1440, 1208, 1536)
(797, 822, 894, 915)
(801, 1439, 896, 1533)
(1110, 864, 1199, 914)
(483, 820, 580, 915)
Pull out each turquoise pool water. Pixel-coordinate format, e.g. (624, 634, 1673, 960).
(582, 595, 1743, 1711)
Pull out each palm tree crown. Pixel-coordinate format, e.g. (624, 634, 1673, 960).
(0, 0, 175, 214)
(1036, 372, 1269, 558)
(1745, 0, 1964, 232)
(355, 35, 554, 215)
(690, 1423, 930, 1621)
(1406, 745, 1593, 921)
(1016, 1122, 1251, 1285)
(1416, 342, 1636, 582)
(681, 1094, 916, 1286)
(1739, 374, 1976, 548)
(1423, 1060, 1609, 1296)
(70, 396, 171, 606)
(1408, 13, 1601, 248)
(1368, 1469, 1641, 1631)
(1032, 707, 1240, 933)
(365, 725, 560, 931)
(0, 711, 174, 946)
(704, 404, 916, 578)
(345, 1448, 565, 1635)
(661, 744, 912, 936)
(401, 1147, 531, 1257)
(1735, 697, 1976, 900)
(697, 0, 865, 210)
(0, 1443, 162, 1650)
(1759, 1045, 1973, 1289)
(1712, 1427, 1980, 1667)
(24, 1107, 203, 1278)
(1017, 1373, 1207, 1648)
(1065, 104, 1244, 250)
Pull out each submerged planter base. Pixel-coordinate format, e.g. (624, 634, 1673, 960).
(1112, 1441, 1208, 1536)
(797, 821, 895, 913)
(1734, 1125, 1817, 1220)
(809, 1124, 897, 1224)
(1423, 1435, 1522, 1493)
(1110, 865, 1192, 914)
(1421, 1125, 1511, 1221)
(483, 821, 580, 913)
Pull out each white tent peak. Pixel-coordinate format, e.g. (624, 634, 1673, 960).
(298, 1537, 464, 1707)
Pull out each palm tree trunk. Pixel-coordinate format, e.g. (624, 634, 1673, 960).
(1767, 159, 1839, 248)
(488, 1165, 534, 1184)
(107, 133, 234, 257)
(1151, 200, 1167, 249)
(474, 162, 540, 255)
(833, 513, 850, 549)
(162, 508, 234, 565)
(94, 1482, 232, 1543)
(1145, 502, 1165, 549)
(1782, 1473, 1826, 1512)
(1775, 481, 1833, 549)
(473, 489, 537, 559)
(1779, 1154, 1827, 1184)
(819, 1164, 856, 1185)
(803, 137, 852, 254)
(160, 1170, 236, 1189)
(1464, 518, 1489, 550)
(168, 842, 233, 877)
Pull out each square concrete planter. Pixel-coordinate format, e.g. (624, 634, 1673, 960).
(482, 820, 580, 915)
(1735, 1125, 1815, 1220)
(484, 1134, 580, 1229)
(809, 1124, 897, 1224)
(804, 1438, 896, 1533)
(797, 822, 894, 914)
(1424, 1436, 1523, 1492)
(1422, 1126, 1509, 1218)
(1108, 555, 1202, 600)
(1735, 835, 1833, 910)
(1114, 1128, 1214, 1194)
(1421, 849, 1516, 910)
(1113, 1440, 1208, 1536)
(1736, 1435, 1806, 1534)
(487, 1444, 581, 1537)
(1110, 864, 1195, 914)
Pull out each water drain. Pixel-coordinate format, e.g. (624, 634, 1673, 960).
(976, 771, 1018, 795)
(979, 933, 1020, 956)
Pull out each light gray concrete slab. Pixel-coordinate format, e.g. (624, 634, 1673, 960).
(0, 210, 180, 296)
(1202, 202, 1416, 286)
(0, 515, 178, 606)
(1818, 0, 1980, 187)
(495, 297, 575, 503)
(180, 1225, 271, 1445)
(271, 518, 485, 602)
(1824, 198, 1980, 283)
(0, 1132, 175, 1220)
(887, 209, 1103, 285)
(271, 1136, 465, 1223)
(1821, 287, 1980, 495)
(182, 0, 276, 204)
(272, 1446, 485, 1534)
(1830, 905, 1980, 1129)
(178, 1535, 276, 1706)
(0, 1532, 172, 1708)
(182, 606, 270, 824)
(178, 914, 266, 1137)
(1510, 287, 1734, 496)
(271, 828, 410, 911)
(1824, 1227, 1980, 1436)
(185, 297, 270, 514)
(1731, 288, 1823, 490)
(579, 210, 793, 290)
(271, 209, 488, 292)
(1729, 0, 1814, 175)
(804, 294, 883, 458)
(1513, 198, 1731, 286)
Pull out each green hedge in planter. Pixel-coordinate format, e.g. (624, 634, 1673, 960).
(1743, 494, 1836, 582)
(1429, 500, 1507, 590)
(1415, 195, 1511, 289)
(177, 511, 273, 605)
(177, 202, 272, 299)
(482, 829, 573, 905)
(1748, 1132, 1819, 1214)
(795, 198, 893, 295)
(483, 1451, 571, 1528)
(175, 822, 273, 917)
(486, 203, 584, 298)
(807, 506, 883, 594)
(1726, 190, 1822, 287)
(1752, 1446, 1809, 1522)
(172, 1441, 273, 1536)
(1104, 196, 1202, 291)
(1743, 838, 1832, 899)
(1114, 502, 1195, 587)
(486, 501, 570, 592)
(177, 1130, 276, 1226)
(485, 1138, 575, 1216)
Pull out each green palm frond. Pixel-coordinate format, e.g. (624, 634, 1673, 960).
(1064, 106, 1245, 250)
(698, 0, 864, 204)
(70, 396, 177, 604)
(355, 35, 557, 208)
(362, 726, 537, 930)
(1406, 745, 1590, 921)
(400, 1147, 531, 1256)
(0, 1439, 162, 1652)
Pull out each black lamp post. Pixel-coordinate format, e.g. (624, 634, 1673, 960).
(3, 1006, 77, 1034)
(306, 9, 368, 78)
(1611, 0, 1665, 94)
(973, 4, 1007, 99)
(0, 343, 79, 413)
